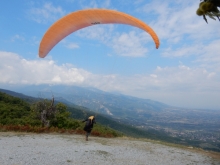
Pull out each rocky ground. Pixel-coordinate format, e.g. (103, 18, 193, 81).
(0, 132, 219, 165)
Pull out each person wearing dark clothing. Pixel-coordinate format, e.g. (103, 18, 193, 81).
(82, 116, 96, 141)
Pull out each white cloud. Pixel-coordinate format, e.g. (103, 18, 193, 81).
(139, 1, 220, 44)
(161, 39, 220, 71)
(1, 51, 220, 109)
(114, 65, 220, 109)
(76, 24, 151, 57)
(65, 43, 79, 49)
(0, 51, 87, 85)
(102, 0, 111, 8)
(76, 24, 114, 42)
(28, 3, 66, 23)
(11, 35, 25, 42)
(112, 31, 148, 57)
(194, 40, 220, 68)
(150, 74, 157, 78)
(80, 0, 111, 9)
(162, 44, 202, 58)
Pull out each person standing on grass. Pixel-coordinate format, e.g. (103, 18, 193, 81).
(82, 116, 96, 141)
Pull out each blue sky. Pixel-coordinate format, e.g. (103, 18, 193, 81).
(1, 0, 220, 109)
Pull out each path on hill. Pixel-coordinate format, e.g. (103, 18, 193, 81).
(0, 132, 219, 165)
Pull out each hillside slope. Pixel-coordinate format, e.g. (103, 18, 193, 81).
(1, 88, 220, 152)
(0, 89, 178, 141)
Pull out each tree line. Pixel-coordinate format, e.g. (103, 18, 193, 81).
(0, 91, 121, 137)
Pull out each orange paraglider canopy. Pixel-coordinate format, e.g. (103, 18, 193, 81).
(39, 9, 160, 58)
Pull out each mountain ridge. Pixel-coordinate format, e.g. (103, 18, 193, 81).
(1, 86, 220, 152)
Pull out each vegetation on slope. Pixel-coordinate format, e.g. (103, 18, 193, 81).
(1, 90, 219, 152)
(0, 91, 189, 141)
(0, 92, 122, 137)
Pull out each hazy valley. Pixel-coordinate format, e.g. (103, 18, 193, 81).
(1, 85, 220, 152)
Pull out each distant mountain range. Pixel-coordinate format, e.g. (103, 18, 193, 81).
(2, 85, 220, 130)
(1, 86, 220, 152)
(0, 87, 180, 141)
(1, 85, 219, 126)
(1, 85, 172, 125)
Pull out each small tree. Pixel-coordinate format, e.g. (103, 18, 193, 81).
(31, 98, 80, 129)
(52, 103, 71, 128)
(31, 97, 56, 127)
